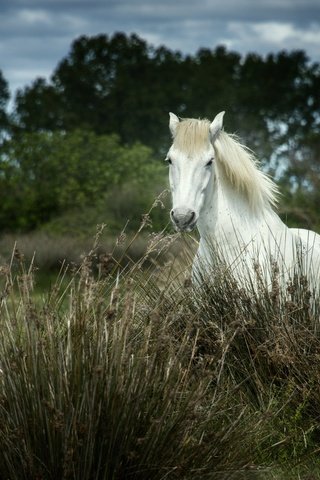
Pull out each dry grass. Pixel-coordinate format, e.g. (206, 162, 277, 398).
(0, 230, 157, 272)
(0, 227, 320, 479)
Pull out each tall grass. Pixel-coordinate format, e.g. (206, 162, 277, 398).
(0, 227, 320, 479)
(0, 230, 150, 272)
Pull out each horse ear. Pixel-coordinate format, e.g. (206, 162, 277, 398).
(210, 111, 225, 142)
(169, 112, 179, 136)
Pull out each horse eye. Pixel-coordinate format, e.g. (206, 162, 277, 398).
(166, 157, 172, 165)
(206, 159, 213, 167)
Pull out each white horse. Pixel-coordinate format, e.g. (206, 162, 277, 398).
(167, 111, 320, 291)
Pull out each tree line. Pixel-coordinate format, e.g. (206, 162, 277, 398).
(0, 32, 319, 233)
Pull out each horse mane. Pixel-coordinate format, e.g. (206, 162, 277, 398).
(173, 118, 279, 211)
(214, 131, 279, 210)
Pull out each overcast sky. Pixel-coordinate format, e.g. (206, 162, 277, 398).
(1, 0, 320, 99)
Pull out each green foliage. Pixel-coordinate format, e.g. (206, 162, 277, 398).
(13, 33, 187, 152)
(0, 129, 166, 232)
(1, 32, 320, 234)
(0, 70, 10, 134)
(8, 32, 320, 232)
(13, 34, 320, 158)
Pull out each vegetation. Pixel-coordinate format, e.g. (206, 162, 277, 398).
(0, 32, 319, 236)
(0, 129, 165, 232)
(0, 230, 320, 479)
(0, 31, 319, 478)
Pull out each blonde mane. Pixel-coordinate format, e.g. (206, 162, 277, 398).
(173, 118, 211, 155)
(172, 118, 278, 210)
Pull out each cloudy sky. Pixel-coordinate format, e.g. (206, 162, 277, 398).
(1, 0, 320, 99)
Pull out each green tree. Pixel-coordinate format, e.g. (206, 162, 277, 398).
(14, 33, 186, 152)
(13, 78, 63, 132)
(238, 51, 320, 158)
(0, 70, 10, 139)
(0, 130, 165, 232)
(11, 33, 320, 231)
(185, 46, 241, 118)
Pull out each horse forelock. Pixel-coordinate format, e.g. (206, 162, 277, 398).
(173, 118, 211, 155)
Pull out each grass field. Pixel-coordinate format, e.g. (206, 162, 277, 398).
(0, 228, 320, 479)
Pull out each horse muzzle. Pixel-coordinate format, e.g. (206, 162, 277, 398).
(170, 208, 197, 232)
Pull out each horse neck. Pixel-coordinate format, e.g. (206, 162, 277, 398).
(197, 175, 279, 245)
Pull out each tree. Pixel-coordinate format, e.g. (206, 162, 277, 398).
(0, 70, 10, 139)
(14, 78, 63, 132)
(14, 33, 186, 152)
(185, 46, 241, 118)
(11, 33, 320, 231)
(0, 130, 165, 232)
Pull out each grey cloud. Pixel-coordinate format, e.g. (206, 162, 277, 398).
(0, 0, 319, 98)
